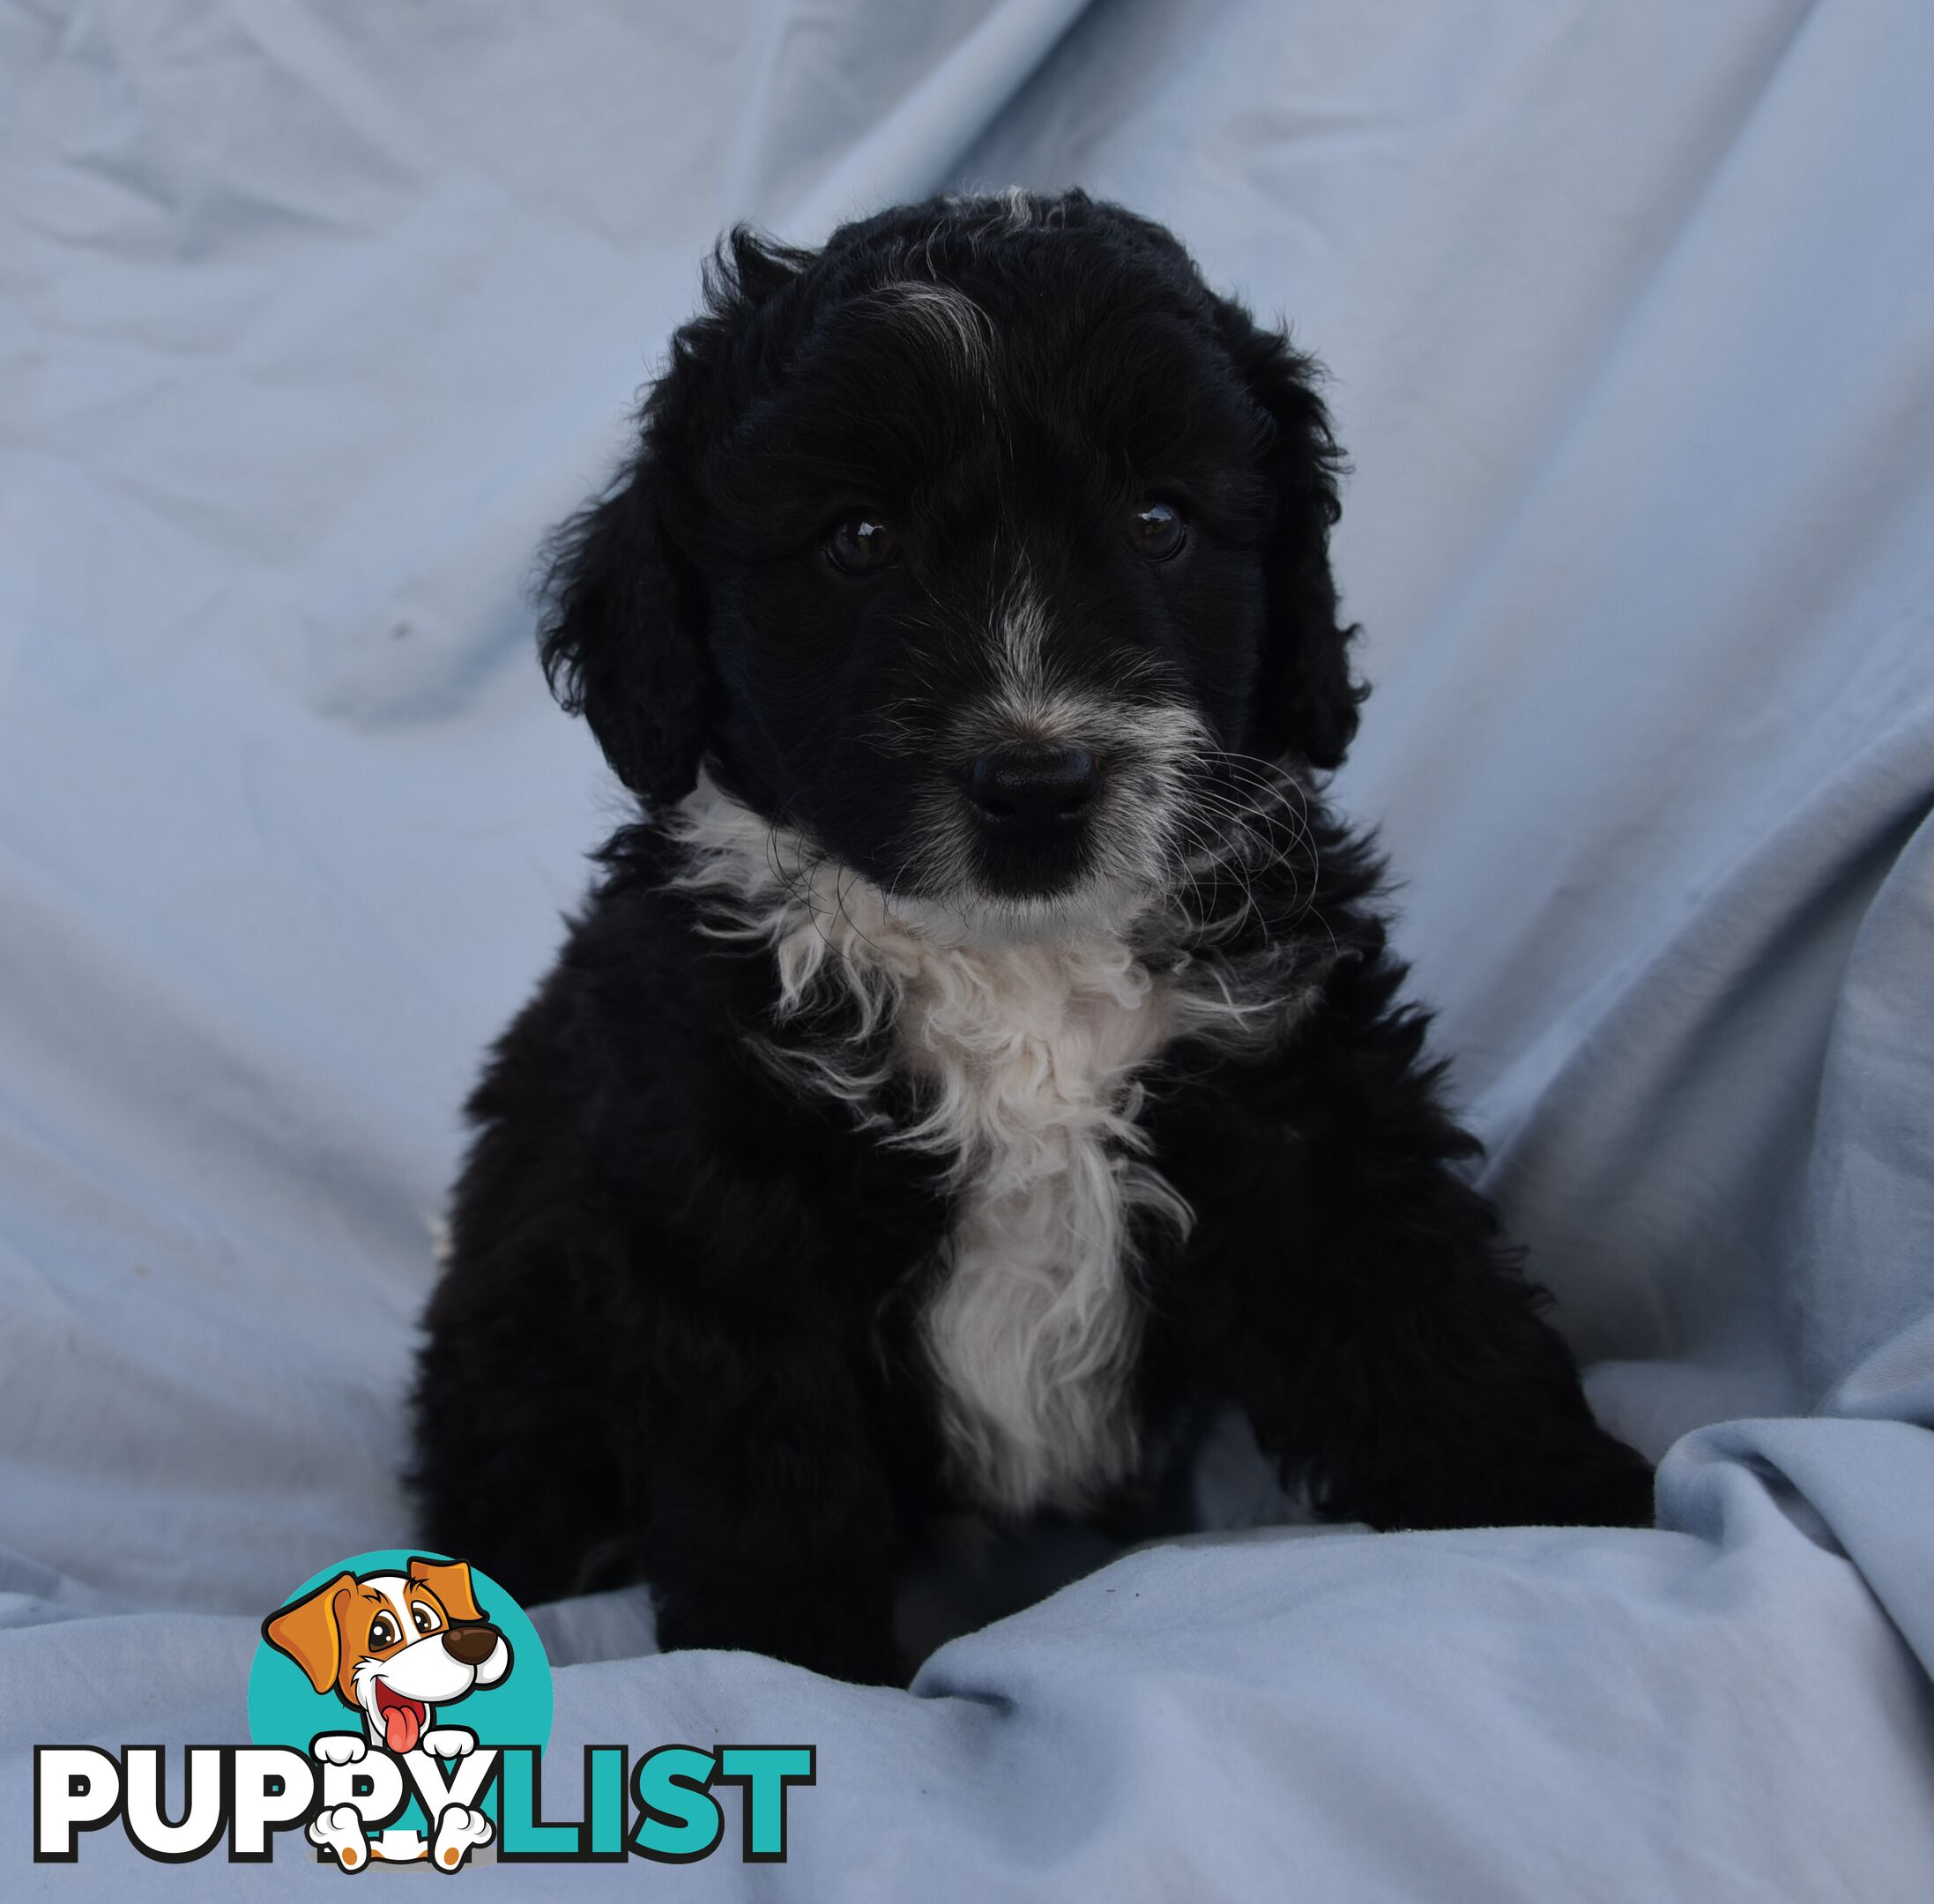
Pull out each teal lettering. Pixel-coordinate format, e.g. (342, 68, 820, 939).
(496, 1746, 579, 1857)
(718, 1744, 815, 1861)
(629, 1745, 722, 1863)
(587, 1747, 625, 1858)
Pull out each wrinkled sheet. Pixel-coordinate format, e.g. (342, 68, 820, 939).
(4, 2, 1933, 1896)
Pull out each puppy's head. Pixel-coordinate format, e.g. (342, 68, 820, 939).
(543, 190, 1361, 930)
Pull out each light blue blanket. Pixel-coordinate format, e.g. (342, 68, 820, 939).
(4, 3, 1931, 1895)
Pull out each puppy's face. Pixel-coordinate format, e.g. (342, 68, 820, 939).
(545, 192, 1360, 927)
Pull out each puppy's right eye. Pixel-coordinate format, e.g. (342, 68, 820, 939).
(369, 1613, 399, 1650)
(825, 514, 898, 575)
(1128, 499, 1186, 561)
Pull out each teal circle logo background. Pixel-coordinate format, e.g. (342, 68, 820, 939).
(248, 1549, 554, 1763)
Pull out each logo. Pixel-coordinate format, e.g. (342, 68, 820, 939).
(251, 1549, 550, 1868)
(34, 1549, 815, 1870)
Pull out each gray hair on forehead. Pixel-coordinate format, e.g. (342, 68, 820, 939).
(940, 186, 1067, 236)
(864, 279, 993, 383)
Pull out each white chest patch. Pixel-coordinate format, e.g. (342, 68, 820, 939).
(668, 785, 1196, 1517)
(896, 932, 1187, 1516)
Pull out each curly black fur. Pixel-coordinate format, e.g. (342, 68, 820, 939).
(411, 190, 1652, 1685)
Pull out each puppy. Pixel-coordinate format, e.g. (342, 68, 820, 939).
(262, 1556, 510, 1763)
(411, 190, 1652, 1685)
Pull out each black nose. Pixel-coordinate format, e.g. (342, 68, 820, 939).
(965, 741, 1099, 836)
(441, 1624, 499, 1666)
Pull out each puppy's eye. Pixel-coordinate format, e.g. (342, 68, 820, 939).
(411, 1603, 440, 1635)
(369, 1614, 399, 1650)
(1129, 500, 1186, 561)
(825, 514, 898, 575)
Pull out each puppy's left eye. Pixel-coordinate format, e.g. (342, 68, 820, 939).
(825, 514, 898, 575)
(411, 1603, 440, 1635)
(1129, 501, 1186, 561)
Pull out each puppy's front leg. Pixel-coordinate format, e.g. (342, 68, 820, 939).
(1165, 999, 1654, 1533)
(638, 1305, 904, 1685)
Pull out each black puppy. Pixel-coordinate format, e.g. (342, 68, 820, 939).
(412, 190, 1651, 1684)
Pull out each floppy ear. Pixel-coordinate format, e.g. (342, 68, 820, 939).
(1218, 306, 1366, 770)
(539, 225, 812, 808)
(539, 456, 710, 808)
(262, 1572, 353, 1695)
(407, 1556, 487, 1625)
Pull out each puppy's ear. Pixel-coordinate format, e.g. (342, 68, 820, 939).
(539, 454, 710, 808)
(1219, 306, 1366, 771)
(407, 1555, 486, 1626)
(262, 1572, 353, 1696)
(540, 226, 813, 808)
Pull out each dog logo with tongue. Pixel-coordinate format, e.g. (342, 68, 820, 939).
(252, 1551, 551, 1871)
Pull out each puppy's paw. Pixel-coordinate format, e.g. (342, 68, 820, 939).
(420, 1726, 476, 1759)
(309, 1804, 370, 1871)
(1560, 1438, 1657, 1528)
(430, 1804, 494, 1871)
(311, 1733, 368, 1766)
(1477, 1432, 1657, 1531)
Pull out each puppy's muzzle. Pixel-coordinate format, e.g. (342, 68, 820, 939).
(441, 1623, 501, 1667)
(964, 740, 1099, 844)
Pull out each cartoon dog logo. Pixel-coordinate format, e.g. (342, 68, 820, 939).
(262, 1556, 511, 1869)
